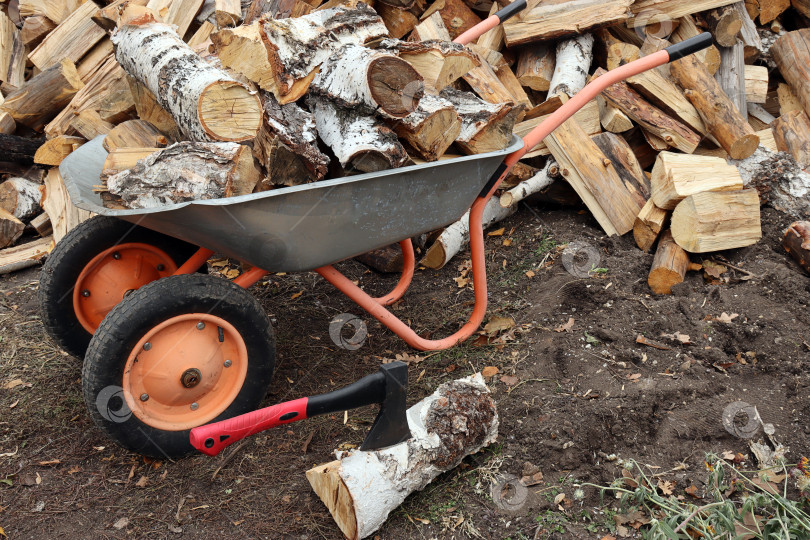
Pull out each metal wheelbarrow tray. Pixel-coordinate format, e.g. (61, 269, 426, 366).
(61, 135, 524, 273)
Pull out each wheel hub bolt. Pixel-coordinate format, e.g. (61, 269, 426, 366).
(190, 402, 199, 411)
(224, 359, 232, 368)
(112, 252, 121, 260)
(140, 393, 149, 401)
(181, 368, 202, 388)
(81, 289, 91, 297)
(196, 322, 205, 330)
(143, 342, 152, 351)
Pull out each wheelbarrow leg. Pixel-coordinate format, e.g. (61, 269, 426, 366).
(174, 247, 216, 275)
(372, 239, 415, 306)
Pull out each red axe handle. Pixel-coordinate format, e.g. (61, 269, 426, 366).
(190, 397, 309, 456)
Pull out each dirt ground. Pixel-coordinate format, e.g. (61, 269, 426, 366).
(0, 199, 808, 539)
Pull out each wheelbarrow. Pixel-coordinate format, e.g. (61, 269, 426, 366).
(38, 8, 714, 457)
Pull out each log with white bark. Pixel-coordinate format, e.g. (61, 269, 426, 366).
(104, 142, 262, 209)
(307, 373, 498, 540)
(499, 158, 558, 208)
(310, 44, 424, 119)
(309, 96, 409, 174)
(548, 34, 594, 98)
(0, 177, 42, 221)
(733, 147, 810, 219)
(439, 88, 519, 156)
(257, 4, 388, 103)
(254, 93, 330, 188)
(112, 15, 262, 142)
(715, 42, 747, 115)
(391, 93, 461, 162)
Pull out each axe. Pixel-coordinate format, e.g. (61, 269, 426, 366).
(190, 362, 411, 456)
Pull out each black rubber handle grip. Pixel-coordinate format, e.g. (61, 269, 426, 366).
(494, 0, 526, 23)
(665, 32, 714, 61)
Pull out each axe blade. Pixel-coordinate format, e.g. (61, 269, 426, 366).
(360, 362, 411, 451)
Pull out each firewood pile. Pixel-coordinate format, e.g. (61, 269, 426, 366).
(0, 0, 809, 283)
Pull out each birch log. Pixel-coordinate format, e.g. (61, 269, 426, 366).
(104, 142, 262, 209)
(257, 4, 388, 103)
(440, 88, 519, 155)
(0, 177, 42, 221)
(381, 39, 479, 93)
(391, 93, 461, 162)
(310, 44, 424, 119)
(499, 159, 558, 208)
(733, 148, 810, 219)
(307, 374, 498, 540)
(309, 96, 409, 173)
(548, 34, 594, 98)
(112, 16, 262, 142)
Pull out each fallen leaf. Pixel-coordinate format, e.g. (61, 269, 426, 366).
(601, 536, 617, 540)
(752, 478, 780, 495)
(301, 432, 314, 453)
(35, 473, 41, 485)
(626, 373, 642, 382)
(93, 446, 105, 451)
(290, 291, 303, 300)
(520, 472, 544, 486)
(9, 400, 18, 409)
(395, 352, 423, 364)
(453, 276, 470, 288)
(135, 476, 148, 488)
(661, 331, 692, 344)
(488, 228, 505, 237)
(722, 451, 735, 461)
(503, 238, 512, 247)
(554, 318, 575, 333)
(1, 379, 30, 390)
(525, 270, 535, 278)
(717, 312, 739, 324)
(554, 493, 566, 507)
(113, 517, 129, 530)
(636, 335, 672, 350)
(622, 469, 638, 489)
(685, 485, 702, 499)
(657, 479, 674, 495)
(483, 315, 515, 336)
(224, 269, 240, 279)
(481, 366, 499, 379)
(500, 375, 519, 386)
(0, 525, 6, 538)
(703, 261, 728, 279)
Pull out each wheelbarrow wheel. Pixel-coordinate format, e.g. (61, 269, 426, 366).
(39, 215, 204, 358)
(82, 274, 275, 458)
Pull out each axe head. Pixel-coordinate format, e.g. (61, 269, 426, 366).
(359, 362, 411, 451)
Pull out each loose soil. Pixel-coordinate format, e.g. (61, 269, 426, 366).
(0, 201, 807, 539)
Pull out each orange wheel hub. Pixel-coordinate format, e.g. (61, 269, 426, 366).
(122, 314, 249, 431)
(72, 243, 178, 333)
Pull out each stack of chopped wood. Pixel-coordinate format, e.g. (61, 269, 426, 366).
(0, 0, 810, 280)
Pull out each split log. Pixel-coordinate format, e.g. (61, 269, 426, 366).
(113, 17, 262, 142)
(777, 82, 804, 116)
(0, 134, 43, 164)
(103, 120, 169, 153)
(745, 65, 769, 104)
(380, 40, 478, 93)
(211, 23, 277, 92)
(670, 53, 759, 159)
(628, 0, 741, 27)
(307, 374, 497, 540)
(29, 213, 52, 238)
(671, 15, 722, 75)
(254, 94, 329, 187)
(0, 236, 54, 275)
(748, 103, 776, 127)
(34, 136, 86, 167)
(70, 111, 116, 140)
(501, 161, 541, 189)
(104, 142, 262, 209)
(592, 132, 650, 207)
(244, 0, 314, 24)
(773, 30, 810, 120)
(772, 110, 810, 168)
(514, 100, 600, 158)
(310, 44, 424, 119)
(729, 2, 762, 58)
(392, 93, 460, 161)
(460, 53, 517, 109)
(256, 4, 388, 103)
(0, 58, 84, 132)
(634, 199, 669, 252)
(0, 208, 24, 248)
(377, 4, 418, 40)
(419, 0, 480, 40)
(354, 244, 404, 273)
(597, 97, 634, 133)
(216, 0, 243, 26)
(470, 46, 530, 110)
(409, 11, 450, 42)
(750, 0, 791, 23)
(795, 0, 810, 18)
(76, 39, 116, 83)
(20, 16, 56, 48)
(475, 3, 503, 52)
(128, 81, 180, 143)
(157, 0, 206, 37)
(0, 10, 25, 88)
(651, 152, 744, 210)
(545, 116, 644, 236)
(18, 0, 86, 24)
(715, 42, 747, 115)
(28, 1, 106, 71)
(499, 158, 557, 208)
(41, 168, 94, 243)
(188, 21, 216, 48)
(595, 68, 701, 154)
(671, 189, 762, 253)
(0, 112, 15, 134)
(734, 147, 810, 218)
(783, 221, 810, 274)
(440, 88, 519, 155)
(698, 5, 743, 46)
(548, 34, 594, 98)
(502, 0, 632, 47)
(309, 96, 408, 173)
(102, 148, 160, 182)
(0, 177, 43, 221)
(516, 44, 555, 92)
(649, 230, 694, 294)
